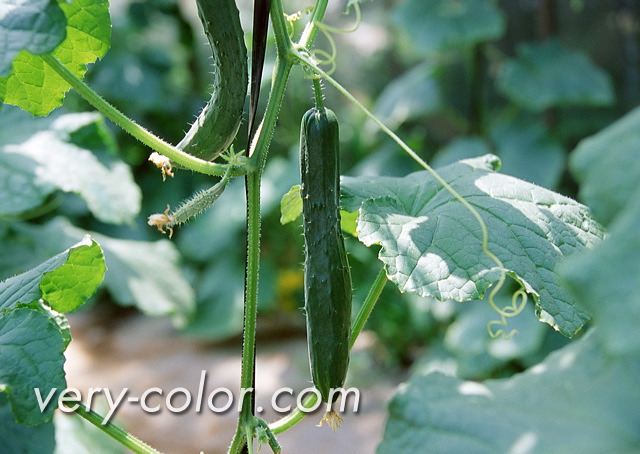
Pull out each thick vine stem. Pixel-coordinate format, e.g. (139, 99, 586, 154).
(298, 0, 329, 49)
(41, 54, 246, 177)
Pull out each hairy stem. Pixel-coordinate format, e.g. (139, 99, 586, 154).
(312, 78, 325, 109)
(41, 54, 240, 177)
(64, 400, 161, 454)
(298, 0, 329, 49)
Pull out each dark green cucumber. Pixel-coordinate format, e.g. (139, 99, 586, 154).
(178, 0, 248, 161)
(300, 107, 352, 404)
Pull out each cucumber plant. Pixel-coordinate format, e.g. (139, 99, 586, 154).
(0, 0, 624, 453)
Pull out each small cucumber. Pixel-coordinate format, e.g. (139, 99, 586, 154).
(178, 0, 248, 161)
(300, 107, 352, 404)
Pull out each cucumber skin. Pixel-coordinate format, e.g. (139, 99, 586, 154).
(178, 0, 248, 161)
(300, 107, 352, 404)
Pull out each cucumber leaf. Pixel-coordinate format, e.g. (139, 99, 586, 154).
(13, 218, 195, 327)
(570, 105, 640, 227)
(560, 194, 640, 355)
(393, 0, 505, 55)
(0, 0, 67, 77)
(0, 106, 141, 224)
(489, 115, 565, 189)
(0, 307, 67, 426)
(0, 0, 111, 116)
(53, 411, 125, 454)
(0, 235, 104, 314)
(372, 63, 442, 129)
(497, 40, 614, 112)
(0, 393, 54, 453)
(340, 155, 604, 336)
(560, 106, 640, 355)
(378, 332, 640, 454)
(280, 185, 302, 225)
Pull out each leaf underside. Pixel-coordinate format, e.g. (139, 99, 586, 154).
(341, 155, 604, 337)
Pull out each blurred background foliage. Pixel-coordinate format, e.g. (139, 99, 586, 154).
(1, 0, 639, 380)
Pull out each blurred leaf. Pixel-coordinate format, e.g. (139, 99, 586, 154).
(0, 394, 54, 454)
(562, 111, 640, 355)
(570, 105, 640, 227)
(0, 235, 102, 313)
(341, 155, 604, 336)
(431, 137, 492, 169)
(0, 0, 67, 76)
(379, 332, 640, 453)
(490, 115, 565, 189)
(0, 307, 66, 426)
(393, 0, 505, 55)
(497, 40, 614, 112)
(340, 209, 358, 237)
(560, 194, 640, 355)
(14, 218, 195, 326)
(443, 298, 547, 378)
(181, 259, 244, 340)
(0, 107, 141, 224)
(372, 63, 441, 129)
(280, 185, 302, 225)
(54, 412, 124, 454)
(179, 154, 298, 262)
(0, 0, 111, 115)
(177, 178, 246, 262)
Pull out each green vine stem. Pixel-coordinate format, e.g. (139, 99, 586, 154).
(298, 0, 329, 49)
(227, 2, 296, 452)
(63, 400, 161, 454)
(312, 78, 325, 109)
(228, 170, 262, 454)
(41, 54, 241, 177)
(268, 267, 387, 434)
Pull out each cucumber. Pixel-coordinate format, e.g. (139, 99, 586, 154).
(300, 107, 352, 404)
(178, 0, 248, 161)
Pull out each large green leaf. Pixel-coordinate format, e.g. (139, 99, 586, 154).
(560, 194, 640, 355)
(570, 105, 640, 227)
(14, 218, 195, 326)
(341, 155, 604, 336)
(0, 394, 54, 454)
(497, 40, 614, 112)
(393, 0, 505, 55)
(0, 307, 67, 426)
(0, 235, 104, 314)
(378, 332, 640, 453)
(0, 106, 141, 224)
(561, 107, 640, 355)
(0, 0, 111, 115)
(0, 0, 67, 77)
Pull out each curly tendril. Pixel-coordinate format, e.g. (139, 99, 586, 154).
(306, 2, 362, 76)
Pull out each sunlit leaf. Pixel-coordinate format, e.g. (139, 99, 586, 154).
(341, 155, 604, 336)
(0, 0, 111, 115)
